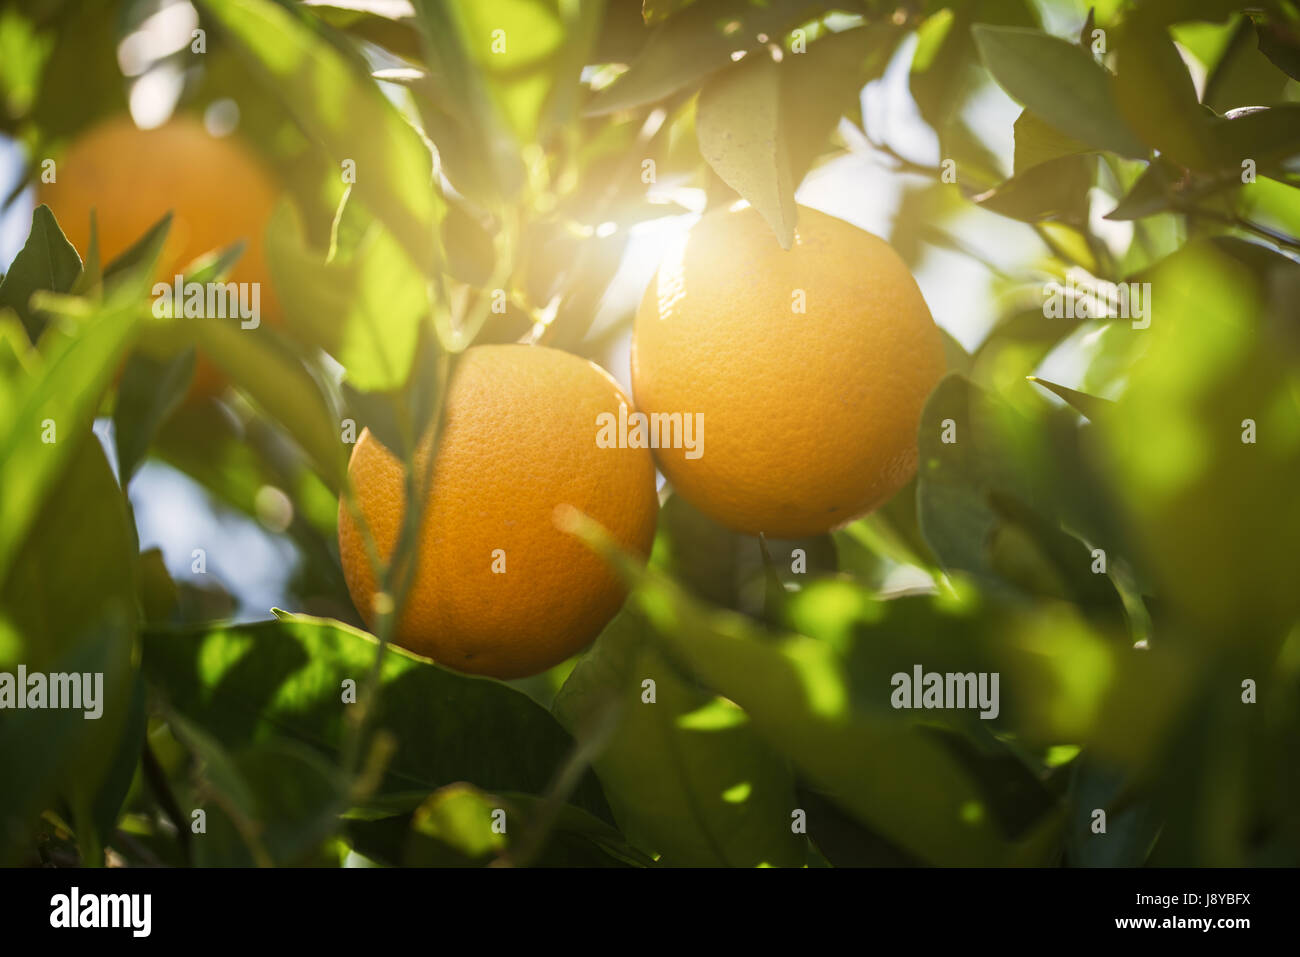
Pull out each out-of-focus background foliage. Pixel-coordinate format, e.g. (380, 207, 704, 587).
(1, 0, 1298, 867)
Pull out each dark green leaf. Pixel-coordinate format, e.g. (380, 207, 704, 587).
(112, 349, 196, 485)
(973, 25, 1147, 159)
(973, 153, 1094, 223)
(0, 204, 82, 339)
(142, 614, 612, 820)
(1026, 376, 1116, 421)
(555, 608, 805, 866)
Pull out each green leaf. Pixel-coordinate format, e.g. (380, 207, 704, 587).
(697, 54, 795, 247)
(100, 213, 173, 291)
(555, 608, 806, 866)
(405, 782, 508, 864)
(112, 349, 196, 485)
(303, 0, 424, 60)
(557, 511, 1051, 866)
(1065, 755, 1162, 866)
(141, 614, 612, 820)
(90, 671, 148, 851)
(199, 0, 444, 274)
(1113, 13, 1214, 171)
(348, 784, 647, 867)
(972, 25, 1147, 159)
(0, 205, 82, 340)
(973, 153, 1094, 223)
(1012, 109, 1092, 174)
(916, 374, 1132, 611)
(1255, 18, 1300, 82)
(780, 25, 903, 188)
(642, 0, 696, 25)
(652, 494, 748, 610)
(265, 201, 426, 392)
(1026, 376, 1116, 422)
(1090, 241, 1300, 637)
(1209, 103, 1300, 175)
(0, 291, 142, 583)
(586, 0, 825, 115)
(0, 438, 139, 862)
(188, 319, 346, 490)
(183, 730, 350, 867)
(1104, 157, 1182, 221)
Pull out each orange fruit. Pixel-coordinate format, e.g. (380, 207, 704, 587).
(38, 113, 281, 395)
(631, 204, 946, 538)
(337, 344, 659, 679)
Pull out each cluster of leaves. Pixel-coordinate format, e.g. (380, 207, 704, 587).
(1, 0, 1299, 866)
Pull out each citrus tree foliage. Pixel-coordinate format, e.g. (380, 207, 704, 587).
(1, 0, 1299, 867)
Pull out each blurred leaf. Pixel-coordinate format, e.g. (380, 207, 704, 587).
(303, 0, 423, 60)
(0, 8, 52, 123)
(0, 439, 139, 862)
(916, 374, 1131, 612)
(1255, 17, 1300, 82)
(1091, 241, 1300, 638)
(112, 348, 196, 485)
(200, 0, 444, 273)
(697, 54, 794, 247)
(652, 494, 746, 609)
(555, 608, 806, 866)
(642, 0, 695, 25)
(0, 613, 135, 865)
(90, 671, 148, 852)
(265, 200, 426, 393)
(560, 512, 1049, 865)
(973, 25, 1147, 159)
(408, 0, 528, 202)
(441, 198, 496, 287)
(349, 784, 646, 866)
(100, 213, 173, 290)
(0, 291, 142, 583)
(586, 0, 825, 115)
(137, 547, 180, 625)
(405, 782, 507, 864)
(166, 708, 348, 866)
(1065, 755, 1162, 865)
(188, 319, 346, 490)
(339, 328, 443, 462)
(142, 614, 612, 820)
(23, 0, 126, 144)
(0, 205, 81, 339)
(199, 737, 349, 867)
(797, 785, 924, 866)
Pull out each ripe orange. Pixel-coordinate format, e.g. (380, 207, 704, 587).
(337, 344, 659, 679)
(631, 204, 946, 538)
(38, 113, 281, 395)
